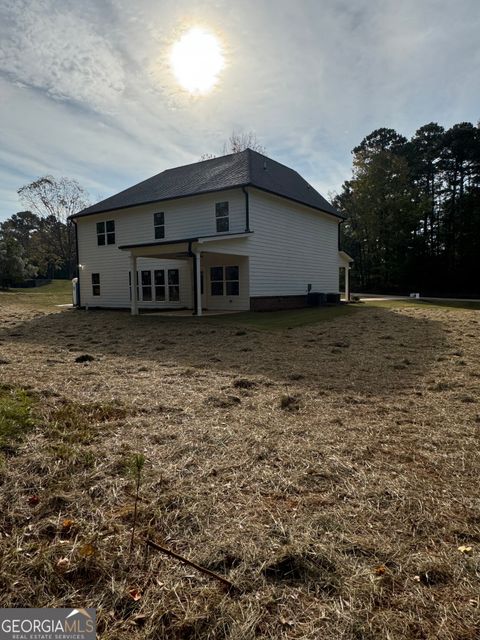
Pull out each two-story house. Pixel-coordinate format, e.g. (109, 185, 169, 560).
(70, 149, 351, 314)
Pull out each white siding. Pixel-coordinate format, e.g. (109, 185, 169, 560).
(75, 185, 341, 308)
(247, 190, 340, 296)
(76, 189, 247, 308)
(76, 221, 193, 309)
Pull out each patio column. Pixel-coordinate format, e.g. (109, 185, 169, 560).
(130, 254, 138, 315)
(345, 265, 350, 302)
(195, 250, 202, 316)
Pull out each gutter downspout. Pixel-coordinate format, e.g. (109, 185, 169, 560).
(338, 219, 343, 251)
(188, 241, 202, 316)
(242, 186, 250, 232)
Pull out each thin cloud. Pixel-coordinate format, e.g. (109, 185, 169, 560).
(0, 0, 479, 219)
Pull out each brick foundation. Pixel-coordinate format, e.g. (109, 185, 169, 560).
(249, 295, 308, 311)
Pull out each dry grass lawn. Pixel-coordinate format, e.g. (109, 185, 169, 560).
(0, 290, 479, 639)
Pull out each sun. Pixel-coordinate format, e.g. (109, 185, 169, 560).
(170, 27, 225, 95)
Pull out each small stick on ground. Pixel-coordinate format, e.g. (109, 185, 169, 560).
(144, 537, 235, 592)
(129, 453, 145, 556)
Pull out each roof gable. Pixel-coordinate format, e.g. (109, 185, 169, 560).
(73, 149, 342, 219)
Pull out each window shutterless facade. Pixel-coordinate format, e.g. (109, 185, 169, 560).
(154, 212, 165, 239)
(225, 266, 239, 295)
(129, 268, 179, 303)
(210, 266, 224, 295)
(168, 269, 180, 301)
(215, 201, 229, 232)
(92, 273, 100, 296)
(96, 220, 115, 245)
(210, 266, 239, 296)
(154, 269, 165, 301)
(141, 270, 152, 301)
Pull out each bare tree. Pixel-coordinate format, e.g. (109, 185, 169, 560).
(222, 131, 265, 155)
(18, 176, 90, 278)
(201, 130, 266, 160)
(18, 176, 89, 224)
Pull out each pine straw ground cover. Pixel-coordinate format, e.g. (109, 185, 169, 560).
(0, 300, 479, 639)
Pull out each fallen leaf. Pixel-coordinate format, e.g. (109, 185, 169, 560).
(458, 545, 473, 554)
(128, 588, 142, 601)
(62, 519, 74, 531)
(56, 557, 70, 573)
(27, 495, 40, 506)
(78, 543, 96, 558)
(374, 565, 386, 576)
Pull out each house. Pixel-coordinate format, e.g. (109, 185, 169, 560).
(70, 149, 352, 314)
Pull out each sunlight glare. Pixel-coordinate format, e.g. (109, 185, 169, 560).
(170, 27, 225, 95)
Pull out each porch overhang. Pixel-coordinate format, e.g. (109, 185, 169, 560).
(118, 231, 252, 257)
(119, 231, 252, 316)
(339, 250, 354, 267)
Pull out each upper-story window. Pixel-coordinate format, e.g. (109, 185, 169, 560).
(97, 220, 115, 245)
(154, 212, 165, 239)
(215, 202, 229, 233)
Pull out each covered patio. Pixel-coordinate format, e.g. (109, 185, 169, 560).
(119, 233, 250, 316)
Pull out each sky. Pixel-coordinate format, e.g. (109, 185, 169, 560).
(0, 0, 479, 221)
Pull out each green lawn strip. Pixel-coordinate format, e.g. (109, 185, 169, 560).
(0, 280, 72, 308)
(0, 385, 37, 452)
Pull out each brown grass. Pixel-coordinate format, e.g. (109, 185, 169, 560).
(0, 300, 479, 639)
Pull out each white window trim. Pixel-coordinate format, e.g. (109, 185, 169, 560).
(215, 201, 229, 233)
(210, 265, 239, 297)
(129, 268, 180, 303)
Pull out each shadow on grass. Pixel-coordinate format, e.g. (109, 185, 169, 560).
(205, 304, 357, 330)
(0, 302, 450, 398)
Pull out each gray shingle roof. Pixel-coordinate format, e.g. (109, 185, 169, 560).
(72, 149, 342, 219)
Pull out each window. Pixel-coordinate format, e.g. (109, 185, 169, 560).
(168, 269, 180, 302)
(210, 266, 224, 296)
(154, 212, 165, 239)
(96, 220, 115, 245)
(210, 266, 240, 296)
(141, 270, 152, 301)
(130, 269, 179, 303)
(92, 273, 100, 296)
(154, 269, 165, 301)
(215, 202, 229, 233)
(225, 265, 240, 296)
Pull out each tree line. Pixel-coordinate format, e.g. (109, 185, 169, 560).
(2, 126, 479, 294)
(334, 121, 480, 295)
(0, 177, 89, 287)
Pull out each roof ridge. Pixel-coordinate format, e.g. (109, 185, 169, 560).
(162, 148, 249, 174)
(71, 148, 343, 220)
